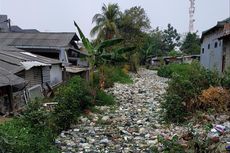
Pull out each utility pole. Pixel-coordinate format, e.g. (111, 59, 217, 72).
(229, 0, 230, 17)
(189, 0, 195, 33)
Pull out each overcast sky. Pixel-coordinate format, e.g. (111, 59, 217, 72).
(0, 0, 229, 38)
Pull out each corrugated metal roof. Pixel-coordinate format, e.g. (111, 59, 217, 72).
(0, 47, 61, 73)
(0, 49, 61, 65)
(0, 60, 23, 74)
(65, 66, 89, 73)
(0, 32, 79, 47)
(0, 67, 25, 87)
(202, 17, 230, 40)
(21, 61, 50, 70)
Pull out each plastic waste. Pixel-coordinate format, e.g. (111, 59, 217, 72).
(207, 129, 220, 142)
(215, 125, 225, 134)
(226, 145, 230, 151)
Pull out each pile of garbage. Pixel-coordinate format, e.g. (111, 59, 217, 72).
(207, 122, 230, 151)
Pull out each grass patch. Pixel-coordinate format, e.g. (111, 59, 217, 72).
(110, 67, 133, 84)
(95, 90, 115, 106)
(157, 63, 192, 78)
(0, 100, 59, 153)
(94, 66, 133, 88)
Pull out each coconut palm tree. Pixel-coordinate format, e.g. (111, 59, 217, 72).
(90, 3, 120, 41)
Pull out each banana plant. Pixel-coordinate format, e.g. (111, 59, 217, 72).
(74, 21, 135, 89)
(141, 44, 153, 65)
(100, 46, 136, 65)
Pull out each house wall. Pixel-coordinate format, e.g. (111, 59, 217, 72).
(0, 86, 9, 114)
(13, 90, 26, 111)
(0, 87, 26, 114)
(76, 58, 89, 67)
(25, 67, 42, 88)
(50, 64, 62, 86)
(223, 37, 230, 71)
(18, 65, 62, 88)
(0, 15, 9, 32)
(200, 31, 223, 73)
(42, 66, 51, 85)
(59, 48, 69, 65)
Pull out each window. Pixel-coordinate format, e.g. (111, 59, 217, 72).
(214, 42, 218, 48)
(202, 48, 204, 54)
(208, 44, 210, 49)
(219, 41, 221, 46)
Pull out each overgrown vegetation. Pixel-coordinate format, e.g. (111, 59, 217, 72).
(74, 22, 135, 89)
(157, 63, 192, 78)
(93, 66, 133, 88)
(198, 86, 230, 112)
(160, 62, 230, 123)
(95, 90, 115, 106)
(0, 100, 59, 153)
(53, 76, 94, 130)
(0, 74, 118, 152)
(157, 135, 186, 153)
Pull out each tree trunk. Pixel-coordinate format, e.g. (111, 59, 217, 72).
(99, 65, 105, 90)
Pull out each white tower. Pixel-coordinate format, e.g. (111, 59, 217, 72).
(189, 0, 195, 33)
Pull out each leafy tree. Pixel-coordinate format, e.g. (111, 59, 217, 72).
(118, 6, 151, 35)
(168, 50, 182, 57)
(140, 25, 181, 64)
(180, 32, 201, 55)
(141, 28, 166, 62)
(117, 6, 151, 71)
(163, 24, 180, 53)
(90, 3, 121, 41)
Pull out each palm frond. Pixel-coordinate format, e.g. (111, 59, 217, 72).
(92, 14, 104, 24)
(102, 3, 107, 13)
(95, 17, 106, 26)
(90, 25, 101, 37)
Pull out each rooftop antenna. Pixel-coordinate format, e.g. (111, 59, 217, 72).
(189, 0, 195, 33)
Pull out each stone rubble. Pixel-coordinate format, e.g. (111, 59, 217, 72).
(56, 68, 230, 153)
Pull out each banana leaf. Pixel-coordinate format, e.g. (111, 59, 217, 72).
(95, 38, 124, 51)
(74, 21, 94, 54)
(115, 46, 136, 54)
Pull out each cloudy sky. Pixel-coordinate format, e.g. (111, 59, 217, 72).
(0, 0, 229, 37)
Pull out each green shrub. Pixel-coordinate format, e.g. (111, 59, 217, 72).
(157, 63, 191, 78)
(22, 99, 51, 130)
(221, 68, 230, 88)
(0, 119, 58, 153)
(94, 66, 133, 88)
(157, 65, 172, 78)
(110, 66, 133, 84)
(0, 100, 59, 153)
(53, 76, 94, 130)
(95, 90, 115, 106)
(161, 62, 222, 123)
(157, 135, 186, 153)
(161, 93, 187, 123)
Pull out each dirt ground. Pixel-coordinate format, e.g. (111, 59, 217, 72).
(0, 116, 11, 124)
